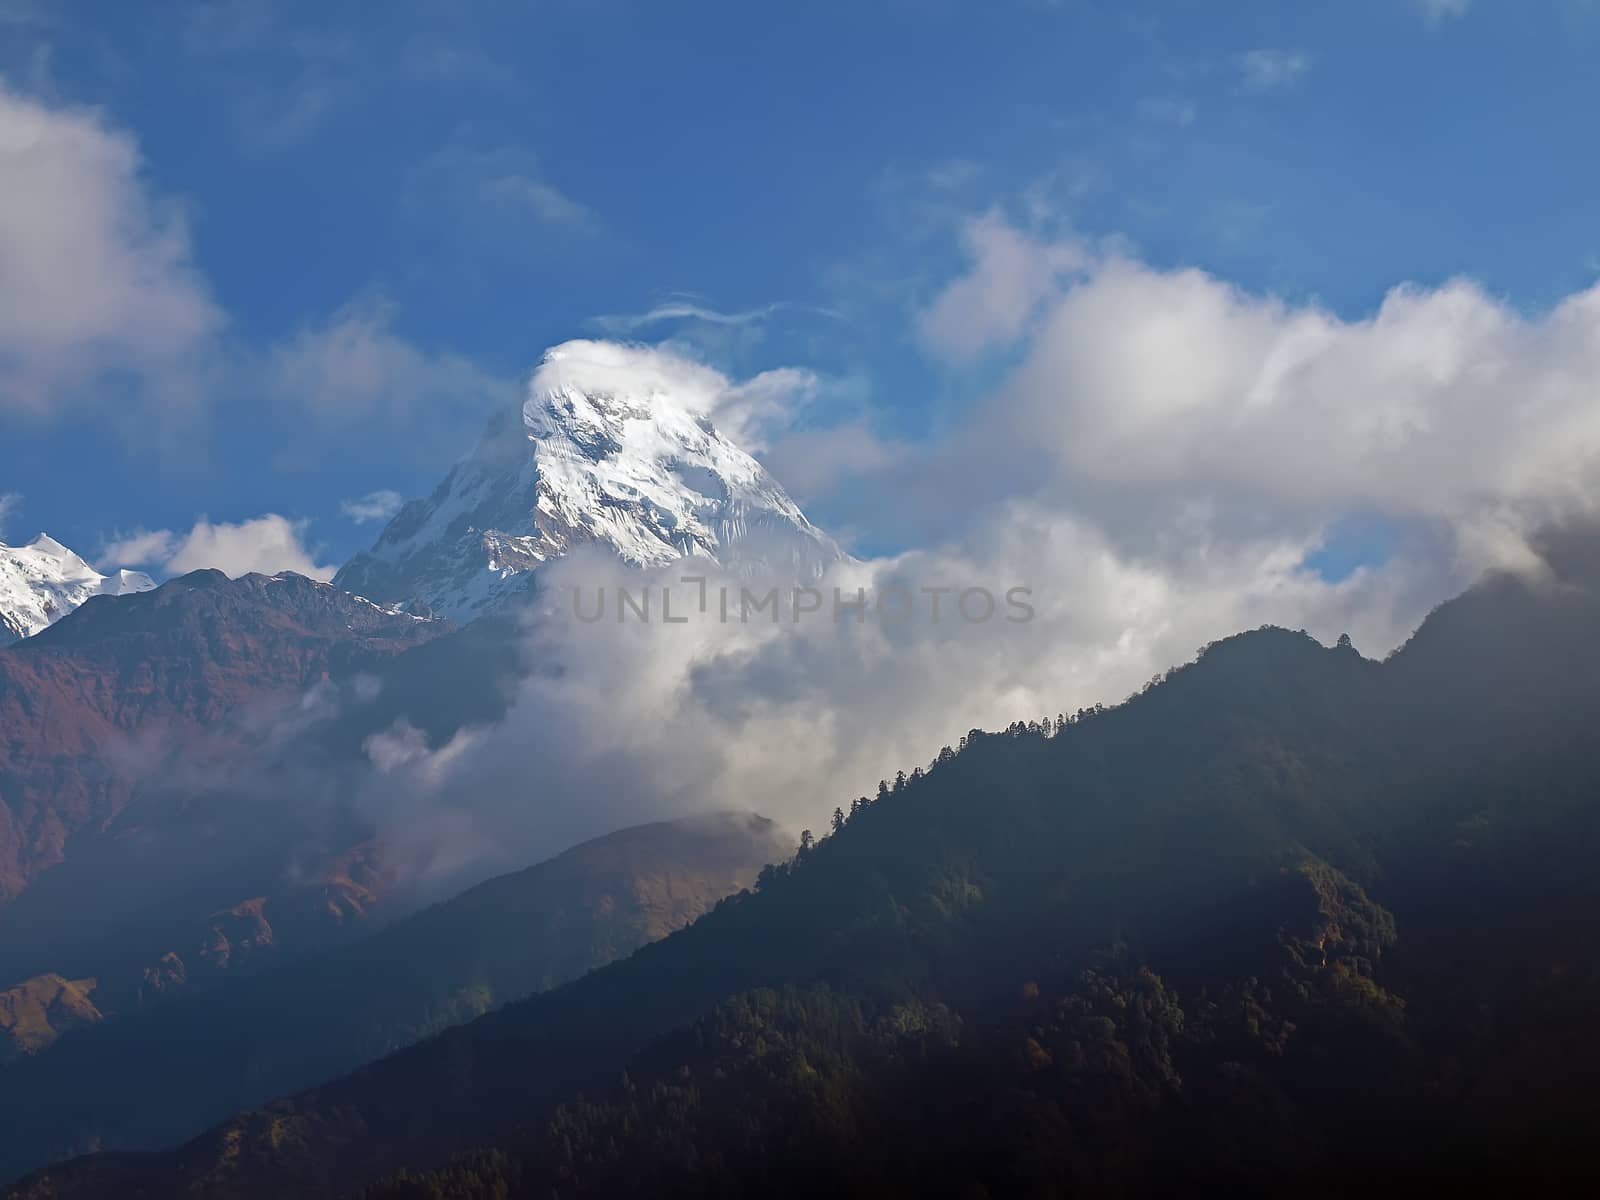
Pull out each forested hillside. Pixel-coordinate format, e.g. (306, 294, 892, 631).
(14, 558, 1600, 1198)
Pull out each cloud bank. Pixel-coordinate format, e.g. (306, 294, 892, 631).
(103, 514, 336, 581)
(333, 228, 1600, 887)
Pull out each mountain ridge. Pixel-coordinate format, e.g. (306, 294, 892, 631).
(15, 559, 1600, 1197)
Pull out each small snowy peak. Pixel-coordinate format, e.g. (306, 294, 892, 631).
(0, 533, 157, 646)
(335, 344, 846, 623)
(102, 568, 158, 596)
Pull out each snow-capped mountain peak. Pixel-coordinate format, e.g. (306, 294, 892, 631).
(0, 533, 157, 646)
(335, 344, 846, 622)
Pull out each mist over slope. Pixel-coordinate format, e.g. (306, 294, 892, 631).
(15, 548, 1600, 1197)
(0, 812, 789, 1183)
(0, 569, 445, 913)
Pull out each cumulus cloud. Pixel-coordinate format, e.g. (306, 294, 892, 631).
(1236, 49, 1311, 91)
(965, 246, 1600, 574)
(351, 232, 1600, 883)
(353, 526, 1438, 888)
(98, 528, 179, 570)
(0, 84, 517, 464)
(0, 81, 221, 414)
(102, 514, 335, 580)
(918, 212, 1087, 361)
(341, 489, 404, 525)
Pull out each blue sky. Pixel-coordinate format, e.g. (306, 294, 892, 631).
(3, 0, 1600, 574)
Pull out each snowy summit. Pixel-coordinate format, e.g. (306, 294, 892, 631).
(0, 533, 157, 646)
(335, 342, 847, 622)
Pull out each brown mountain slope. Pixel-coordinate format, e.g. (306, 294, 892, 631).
(0, 974, 102, 1063)
(0, 569, 446, 906)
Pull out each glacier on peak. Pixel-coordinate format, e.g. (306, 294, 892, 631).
(0, 532, 157, 646)
(334, 345, 847, 623)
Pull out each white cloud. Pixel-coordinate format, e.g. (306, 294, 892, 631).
(482, 172, 595, 229)
(533, 339, 819, 455)
(0, 491, 19, 538)
(0, 85, 515, 463)
(99, 528, 179, 569)
(598, 301, 776, 331)
(0, 81, 221, 414)
(714, 367, 821, 455)
(371, 229, 1600, 872)
(102, 515, 334, 581)
(592, 299, 841, 336)
(761, 422, 908, 507)
(988, 257, 1600, 554)
(1417, 0, 1470, 26)
(905, 217, 1600, 605)
(341, 490, 404, 525)
(918, 211, 1087, 361)
(354, 525, 1437, 888)
(1236, 49, 1311, 91)
(312, 246, 1600, 886)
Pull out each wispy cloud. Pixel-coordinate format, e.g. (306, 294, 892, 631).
(1136, 96, 1197, 127)
(1417, 0, 1470, 26)
(341, 490, 404, 525)
(918, 211, 1087, 361)
(1235, 49, 1311, 92)
(0, 0, 61, 28)
(410, 142, 598, 235)
(0, 491, 21, 539)
(592, 299, 840, 335)
(180, 3, 363, 150)
(481, 172, 596, 229)
(265, 299, 512, 462)
(179, 4, 520, 152)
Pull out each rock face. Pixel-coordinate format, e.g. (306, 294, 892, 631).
(335, 344, 846, 623)
(0, 974, 103, 1064)
(0, 533, 154, 647)
(0, 569, 446, 907)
